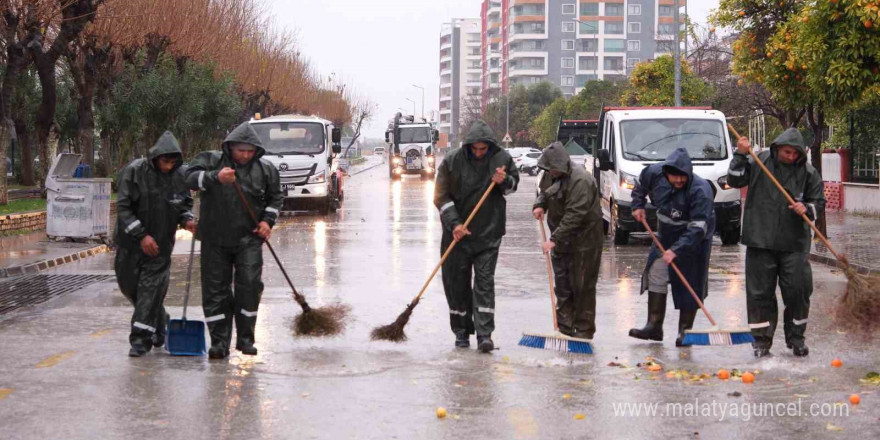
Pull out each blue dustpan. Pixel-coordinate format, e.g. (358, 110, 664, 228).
(167, 232, 206, 356)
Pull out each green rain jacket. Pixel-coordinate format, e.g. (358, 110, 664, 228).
(533, 142, 604, 253)
(728, 128, 826, 253)
(434, 120, 519, 246)
(115, 131, 194, 255)
(185, 121, 283, 246)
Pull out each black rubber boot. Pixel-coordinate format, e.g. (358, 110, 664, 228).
(454, 331, 470, 348)
(791, 341, 809, 357)
(629, 292, 666, 341)
(208, 346, 229, 359)
(753, 346, 771, 358)
(477, 335, 494, 353)
(152, 311, 170, 349)
(675, 309, 698, 347)
(237, 342, 258, 356)
(128, 343, 149, 357)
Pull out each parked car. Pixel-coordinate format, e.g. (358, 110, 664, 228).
(519, 152, 542, 176)
(508, 147, 541, 170)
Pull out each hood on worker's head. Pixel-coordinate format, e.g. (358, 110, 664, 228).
(770, 127, 807, 163)
(148, 130, 183, 170)
(537, 142, 571, 175)
(222, 121, 265, 162)
(661, 147, 694, 180)
(463, 120, 500, 155)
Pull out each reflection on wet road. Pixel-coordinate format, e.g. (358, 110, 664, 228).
(0, 165, 876, 439)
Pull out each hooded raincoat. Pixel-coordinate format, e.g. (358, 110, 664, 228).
(533, 142, 604, 337)
(632, 148, 716, 311)
(727, 128, 825, 349)
(185, 121, 283, 352)
(114, 131, 194, 349)
(434, 120, 519, 337)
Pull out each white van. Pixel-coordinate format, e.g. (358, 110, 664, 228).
(249, 114, 343, 215)
(588, 107, 742, 245)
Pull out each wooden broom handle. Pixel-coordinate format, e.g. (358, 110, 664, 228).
(539, 220, 559, 331)
(411, 181, 498, 303)
(726, 124, 844, 262)
(640, 218, 718, 326)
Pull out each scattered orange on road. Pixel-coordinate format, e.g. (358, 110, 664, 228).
(831, 358, 843, 368)
(717, 369, 730, 380)
(741, 372, 755, 384)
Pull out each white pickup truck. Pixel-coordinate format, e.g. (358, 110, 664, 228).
(587, 107, 742, 245)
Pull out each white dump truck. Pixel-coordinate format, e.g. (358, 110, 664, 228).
(385, 113, 439, 181)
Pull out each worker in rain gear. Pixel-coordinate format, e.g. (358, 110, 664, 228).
(629, 148, 716, 347)
(532, 142, 604, 339)
(185, 121, 283, 359)
(728, 128, 825, 358)
(434, 120, 519, 353)
(115, 131, 195, 357)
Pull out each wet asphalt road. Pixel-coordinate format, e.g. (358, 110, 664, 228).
(1, 163, 878, 440)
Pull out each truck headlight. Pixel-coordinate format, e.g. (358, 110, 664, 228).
(427, 156, 435, 164)
(308, 171, 326, 184)
(392, 156, 402, 165)
(717, 175, 731, 190)
(620, 172, 637, 190)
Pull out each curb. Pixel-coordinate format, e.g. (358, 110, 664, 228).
(0, 244, 110, 278)
(809, 252, 878, 276)
(350, 160, 385, 176)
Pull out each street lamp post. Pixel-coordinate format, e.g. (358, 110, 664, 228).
(411, 84, 425, 120)
(573, 19, 599, 81)
(405, 98, 416, 117)
(673, 0, 682, 106)
(490, 50, 510, 146)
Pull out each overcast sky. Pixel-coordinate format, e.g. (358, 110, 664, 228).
(269, 0, 720, 138)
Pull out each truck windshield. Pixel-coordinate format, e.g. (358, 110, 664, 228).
(620, 119, 728, 161)
(251, 122, 325, 155)
(399, 127, 431, 143)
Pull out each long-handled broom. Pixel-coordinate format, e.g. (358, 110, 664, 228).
(371, 181, 497, 342)
(232, 181, 349, 336)
(518, 219, 594, 354)
(640, 218, 755, 346)
(727, 124, 880, 333)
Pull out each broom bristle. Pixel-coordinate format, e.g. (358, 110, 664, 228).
(835, 271, 880, 334)
(518, 333, 594, 354)
(294, 304, 350, 337)
(370, 300, 419, 342)
(681, 329, 755, 346)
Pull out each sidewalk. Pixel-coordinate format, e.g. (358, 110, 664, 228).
(811, 211, 880, 275)
(0, 232, 109, 277)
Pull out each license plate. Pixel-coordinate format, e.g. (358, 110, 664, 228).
(282, 184, 296, 191)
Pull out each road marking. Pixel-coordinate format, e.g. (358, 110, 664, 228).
(0, 388, 12, 401)
(90, 329, 112, 339)
(35, 351, 75, 368)
(507, 407, 539, 439)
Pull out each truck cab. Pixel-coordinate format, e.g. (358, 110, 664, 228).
(385, 113, 439, 181)
(248, 114, 343, 215)
(588, 107, 742, 245)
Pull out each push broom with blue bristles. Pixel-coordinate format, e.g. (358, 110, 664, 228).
(640, 218, 754, 346)
(518, 220, 594, 354)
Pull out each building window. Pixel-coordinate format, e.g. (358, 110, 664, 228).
(579, 38, 598, 52)
(604, 39, 626, 52)
(605, 4, 624, 17)
(579, 20, 599, 35)
(628, 22, 641, 33)
(562, 40, 575, 51)
(659, 23, 675, 35)
(562, 57, 575, 68)
(656, 41, 674, 53)
(606, 22, 624, 34)
(564, 93, 573, 98)
(627, 40, 640, 52)
(628, 4, 641, 15)
(627, 58, 641, 68)
(561, 75, 574, 87)
(659, 6, 674, 17)
(562, 4, 576, 15)
(604, 57, 624, 71)
(578, 56, 598, 71)
(562, 22, 576, 33)
(580, 3, 599, 16)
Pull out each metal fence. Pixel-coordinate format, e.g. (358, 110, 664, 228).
(849, 108, 880, 184)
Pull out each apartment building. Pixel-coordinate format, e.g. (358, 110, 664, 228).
(439, 18, 482, 145)
(480, 0, 685, 106)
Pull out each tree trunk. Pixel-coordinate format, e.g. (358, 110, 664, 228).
(14, 119, 34, 186)
(806, 105, 827, 237)
(0, 120, 14, 205)
(101, 130, 112, 178)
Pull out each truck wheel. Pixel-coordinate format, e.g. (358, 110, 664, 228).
(721, 228, 741, 245)
(610, 203, 630, 245)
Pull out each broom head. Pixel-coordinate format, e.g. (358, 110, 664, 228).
(370, 298, 420, 343)
(681, 327, 755, 346)
(518, 332, 594, 354)
(294, 304, 350, 337)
